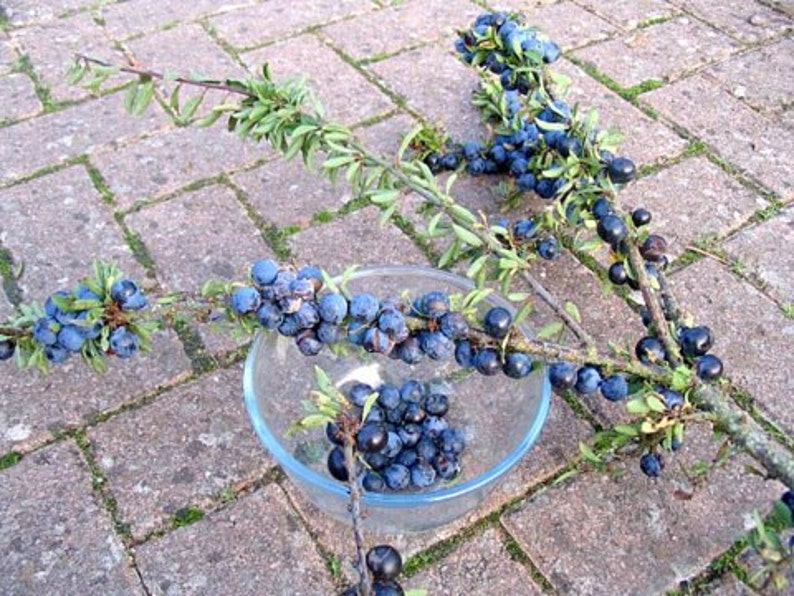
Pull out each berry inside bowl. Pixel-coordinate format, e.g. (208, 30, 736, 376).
(243, 265, 551, 533)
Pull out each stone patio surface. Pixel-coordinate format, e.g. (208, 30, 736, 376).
(0, 0, 792, 594)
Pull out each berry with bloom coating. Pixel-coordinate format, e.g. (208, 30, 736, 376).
(109, 326, 139, 359)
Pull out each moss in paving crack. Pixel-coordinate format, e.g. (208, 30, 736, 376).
(84, 160, 116, 205)
(73, 430, 134, 541)
(637, 14, 675, 29)
(566, 56, 625, 97)
(12, 54, 58, 112)
(313, 209, 336, 224)
(499, 528, 557, 593)
(402, 517, 492, 577)
(172, 505, 206, 528)
(781, 302, 794, 320)
(390, 211, 440, 265)
(623, 79, 664, 101)
(0, 451, 23, 470)
(172, 318, 218, 375)
(114, 214, 158, 279)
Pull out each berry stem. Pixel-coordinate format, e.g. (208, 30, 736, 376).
(343, 438, 372, 596)
(75, 54, 257, 98)
(694, 383, 794, 489)
(0, 325, 28, 338)
(626, 242, 682, 365)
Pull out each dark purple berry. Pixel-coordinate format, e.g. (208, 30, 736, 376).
(410, 461, 437, 488)
(597, 214, 629, 248)
(357, 423, 388, 453)
(483, 307, 512, 339)
(251, 259, 280, 287)
(635, 336, 666, 364)
(607, 157, 636, 184)
(327, 446, 348, 481)
(362, 471, 385, 492)
(433, 453, 460, 480)
(503, 351, 532, 378)
(678, 326, 714, 358)
(0, 338, 15, 360)
(695, 354, 723, 380)
(397, 424, 422, 448)
(349, 383, 375, 407)
(575, 366, 602, 395)
(608, 262, 629, 285)
(632, 208, 652, 227)
(366, 545, 403, 581)
(640, 452, 663, 477)
(640, 234, 668, 263)
(372, 581, 405, 596)
(659, 388, 684, 409)
(403, 402, 426, 425)
(424, 393, 449, 416)
(439, 311, 469, 340)
(548, 362, 577, 392)
(109, 326, 139, 359)
(383, 463, 410, 491)
(454, 339, 475, 367)
(325, 421, 343, 446)
(473, 347, 502, 376)
(400, 379, 424, 403)
(600, 374, 629, 402)
(591, 197, 613, 220)
(377, 384, 401, 410)
(317, 292, 348, 324)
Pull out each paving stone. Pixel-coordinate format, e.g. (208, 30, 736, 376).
(279, 393, 590, 581)
(499, 0, 619, 49)
(12, 14, 125, 103)
(643, 73, 794, 198)
(0, 165, 146, 303)
(125, 184, 269, 293)
(320, 0, 482, 60)
(231, 156, 352, 229)
(670, 258, 794, 435)
(0, 0, 88, 25)
(0, 441, 143, 595)
(705, 38, 794, 113)
(0, 38, 18, 75)
(409, 527, 545, 594)
(619, 156, 767, 258)
(209, 0, 373, 50)
(696, 573, 754, 595)
(574, 17, 739, 88)
(0, 72, 42, 122)
(554, 58, 687, 167)
(0, 91, 169, 184)
(723, 205, 794, 304)
(241, 33, 395, 126)
(573, 0, 680, 31)
(502, 424, 783, 594)
(669, 0, 793, 43)
(134, 483, 336, 595)
(353, 110, 418, 159)
(288, 206, 430, 272)
(89, 364, 272, 538)
(368, 42, 486, 141)
(93, 124, 264, 211)
(99, 0, 243, 40)
(0, 329, 190, 454)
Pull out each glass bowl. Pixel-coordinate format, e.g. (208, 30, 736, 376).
(243, 265, 551, 533)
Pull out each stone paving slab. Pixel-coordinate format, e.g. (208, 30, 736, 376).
(89, 364, 272, 540)
(618, 155, 768, 258)
(320, 0, 482, 61)
(0, 38, 18, 75)
(554, 58, 688, 167)
(697, 573, 754, 595)
(0, 72, 42, 122)
(0, 0, 90, 25)
(643, 73, 794, 199)
(704, 37, 794, 114)
(99, 0, 247, 41)
(0, 165, 147, 303)
(11, 13, 125, 103)
(574, 16, 740, 88)
(209, 0, 373, 51)
(353, 110, 418, 159)
(501, 0, 619, 49)
(288, 206, 431, 272)
(0, 329, 190, 455)
(669, 0, 793, 43)
(572, 0, 681, 31)
(723, 204, 794, 304)
(93, 125, 264, 211)
(241, 33, 395, 126)
(408, 527, 545, 594)
(281, 393, 591, 581)
(134, 482, 336, 595)
(124, 183, 269, 293)
(670, 258, 794, 435)
(0, 91, 169, 184)
(0, 440, 143, 595)
(502, 425, 784, 594)
(231, 156, 352, 229)
(368, 41, 486, 141)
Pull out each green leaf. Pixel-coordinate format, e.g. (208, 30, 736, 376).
(131, 79, 155, 116)
(564, 301, 581, 323)
(626, 398, 650, 415)
(579, 441, 601, 464)
(196, 109, 224, 128)
(647, 395, 666, 413)
(536, 321, 564, 339)
(361, 391, 379, 423)
(287, 413, 331, 435)
(614, 424, 639, 437)
(404, 590, 428, 596)
(449, 204, 477, 225)
(451, 224, 483, 248)
(180, 95, 203, 121)
(512, 300, 534, 326)
(466, 254, 489, 280)
(369, 189, 399, 206)
(322, 155, 355, 170)
(670, 366, 693, 392)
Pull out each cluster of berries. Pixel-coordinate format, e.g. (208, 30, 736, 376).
(327, 380, 466, 493)
(0, 277, 147, 364)
(232, 260, 535, 380)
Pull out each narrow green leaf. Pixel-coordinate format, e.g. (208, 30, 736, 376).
(536, 321, 564, 339)
(512, 300, 534, 326)
(437, 239, 459, 269)
(452, 224, 483, 248)
(181, 95, 203, 121)
(579, 441, 601, 464)
(124, 81, 139, 113)
(614, 424, 639, 437)
(449, 204, 477, 225)
(361, 391, 379, 423)
(369, 189, 399, 206)
(564, 301, 581, 323)
(647, 395, 666, 413)
(466, 254, 489, 280)
(626, 398, 650, 415)
(131, 79, 155, 116)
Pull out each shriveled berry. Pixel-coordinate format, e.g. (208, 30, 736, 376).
(640, 235, 668, 263)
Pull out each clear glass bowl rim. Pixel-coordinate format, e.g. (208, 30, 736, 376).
(243, 264, 552, 508)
